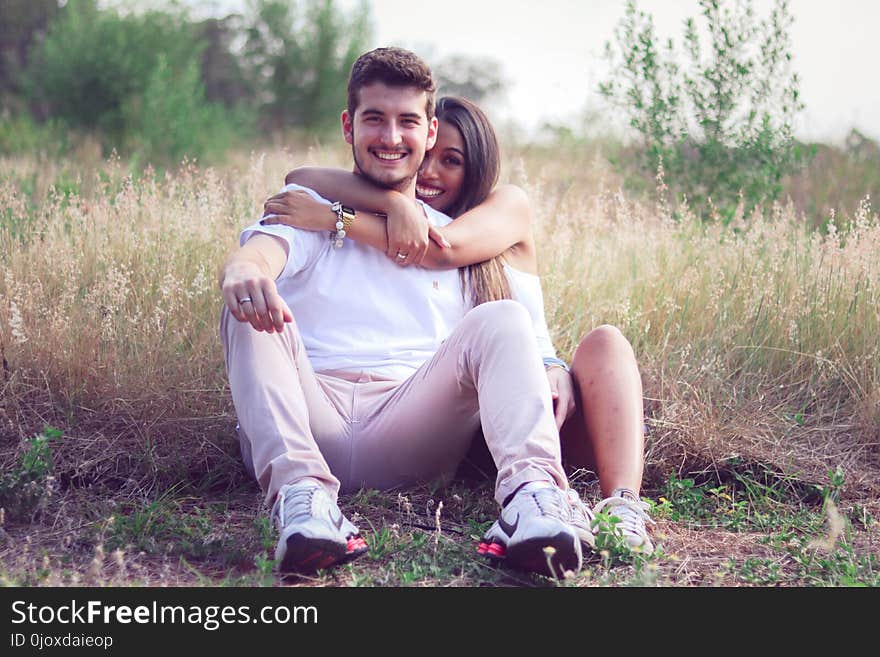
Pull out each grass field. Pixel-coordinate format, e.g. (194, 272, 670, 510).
(0, 141, 877, 586)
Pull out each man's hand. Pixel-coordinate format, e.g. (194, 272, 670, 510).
(386, 199, 430, 266)
(220, 236, 293, 333)
(385, 196, 450, 266)
(546, 366, 576, 430)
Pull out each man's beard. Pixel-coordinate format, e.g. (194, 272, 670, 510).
(350, 127, 422, 192)
(351, 146, 419, 192)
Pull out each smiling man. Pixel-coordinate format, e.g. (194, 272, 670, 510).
(218, 48, 592, 577)
(345, 83, 433, 191)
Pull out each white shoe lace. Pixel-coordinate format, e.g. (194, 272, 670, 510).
(272, 482, 317, 530)
(566, 489, 596, 528)
(593, 496, 655, 549)
(519, 482, 568, 521)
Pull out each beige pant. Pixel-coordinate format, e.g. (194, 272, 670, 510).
(220, 300, 568, 507)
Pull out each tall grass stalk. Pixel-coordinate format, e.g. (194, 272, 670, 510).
(0, 146, 877, 495)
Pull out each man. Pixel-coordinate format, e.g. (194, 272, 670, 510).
(219, 47, 593, 577)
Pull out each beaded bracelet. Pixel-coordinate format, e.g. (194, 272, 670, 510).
(330, 201, 356, 249)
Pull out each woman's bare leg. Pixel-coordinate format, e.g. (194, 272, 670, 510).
(560, 325, 645, 498)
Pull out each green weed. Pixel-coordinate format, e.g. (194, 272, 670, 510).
(0, 426, 62, 520)
(102, 492, 241, 563)
(656, 473, 749, 526)
(252, 552, 278, 585)
(254, 515, 275, 552)
(728, 556, 783, 585)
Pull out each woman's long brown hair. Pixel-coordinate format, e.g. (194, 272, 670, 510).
(435, 96, 512, 307)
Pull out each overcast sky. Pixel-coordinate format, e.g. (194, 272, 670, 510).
(197, 0, 880, 143)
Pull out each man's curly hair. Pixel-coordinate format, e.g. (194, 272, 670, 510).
(347, 47, 436, 118)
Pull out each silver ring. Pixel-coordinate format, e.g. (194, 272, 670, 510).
(396, 253, 408, 260)
(238, 297, 253, 305)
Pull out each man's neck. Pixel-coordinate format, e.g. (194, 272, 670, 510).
(352, 166, 417, 200)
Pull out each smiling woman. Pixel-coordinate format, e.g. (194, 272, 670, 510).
(422, 96, 498, 222)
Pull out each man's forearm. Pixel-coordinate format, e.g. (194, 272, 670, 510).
(220, 233, 288, 287)
(221, 244, 275, 288)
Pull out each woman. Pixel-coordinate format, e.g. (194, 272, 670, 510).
(261, 97, 654, 553)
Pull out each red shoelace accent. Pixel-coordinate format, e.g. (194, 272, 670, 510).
(347, 536, 368, 553)
(476, 541, 506, 558)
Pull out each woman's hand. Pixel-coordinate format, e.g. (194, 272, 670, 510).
(546, 367, 576, 430)
(261, 189, 334, 232)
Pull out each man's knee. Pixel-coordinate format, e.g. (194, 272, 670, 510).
(221, 304, 297, 341)
(462, 299, 532, 336)
(219, 305, 303, 377)
(220, 306, 255, 354)
(220, 304, 246, 336)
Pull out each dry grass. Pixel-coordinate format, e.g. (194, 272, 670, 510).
(0, 142, 878, 586)
(531, 177, 879, 496)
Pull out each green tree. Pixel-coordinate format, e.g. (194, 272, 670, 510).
(123, 54, 238, 164)
(600, 0, 807, 219)
(24, 0, 245, 161)
(25, 0, 200, 140)
(243, 0, 373, 132)
(0, 0, 59, 112)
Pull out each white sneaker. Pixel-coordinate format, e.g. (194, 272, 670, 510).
(484, 481, 583, 576)
(272, 480, 367, 573)
(478, 487, 596, 561)
(592, 495, 655, 553)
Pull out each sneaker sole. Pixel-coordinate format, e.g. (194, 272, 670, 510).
(279, 533, 367, 574)
(505, 532, 582, 577)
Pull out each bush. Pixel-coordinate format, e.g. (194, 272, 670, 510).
(123, 55, 248, 165)
(24, 0, 248, 162)
(784, 130, 880, 225)
(0, 112, 68, 156)
(26, 1, 195, 137)
(21, 0, 364, 161)
(600, 0, 808, 219)
(243, 0, 373, 133)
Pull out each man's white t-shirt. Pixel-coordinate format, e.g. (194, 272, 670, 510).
(241, 184, 466, 380)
